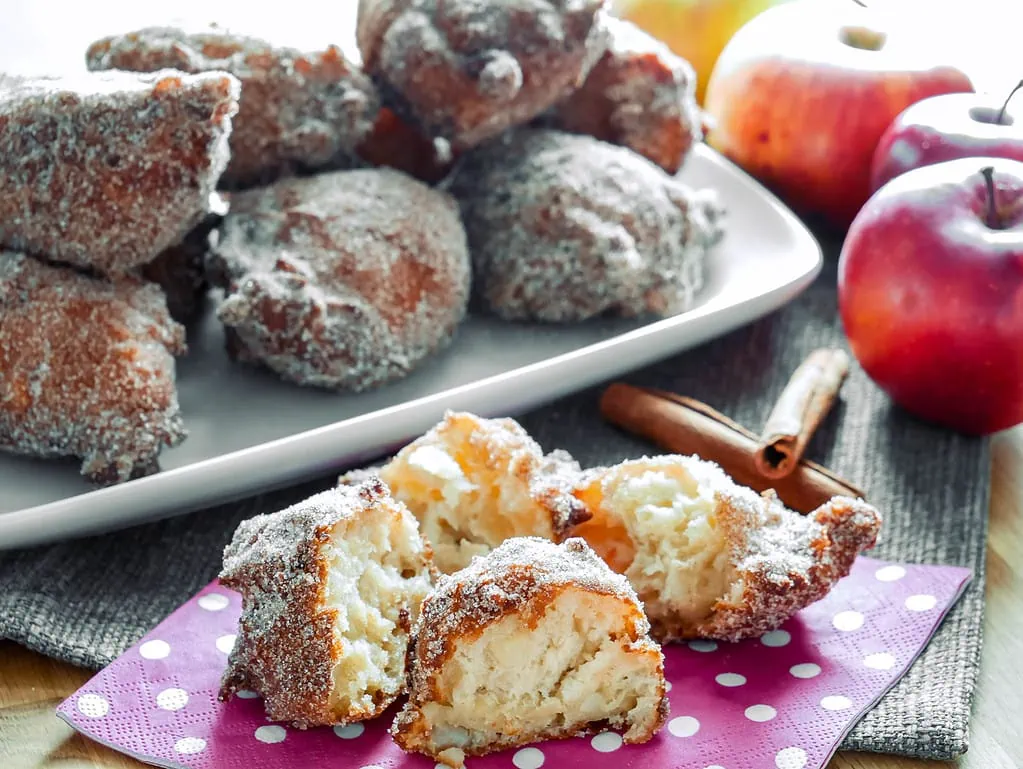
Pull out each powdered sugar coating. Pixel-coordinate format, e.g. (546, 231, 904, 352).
(207, 168, 471, 391)
(0, 69, 238, 276)
(0, 252, 186, 483)
(450, 128, 725, 322)
(219, 478, 436, 728)
(548, 17, 702, 173)
(357, 0, 611, 149)
(87, 25, 379, 189)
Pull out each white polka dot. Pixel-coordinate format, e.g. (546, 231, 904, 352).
(789, 663, 822, 679)
(820, 695, 853, 711)
(864, 652, 896, 670)
(359, 765, 384, 769)
(703, 766, 726, 769)
(139, 639, 170, 659)
(775, 746, 808, 769)
(905, 594, 937, 612)
(236, 689, 259, 699)
(512, 747, 545, 769)
(216, 634, 236, 654)
(333, 723, 365, 739)
(174, 737, 206, 755)
(198, 592, 230, 611)
(715, 673, 746, 687)
(688, 639, 717, 652)
(664, 681, 673, 692)
(832, 611, 864, 631)
(254, 725, 287, 743)
(76, 693, 109, 718)
(156, 688, 188, 711)
(668, 716, 700, 737)
(591, 732, 622, 752)
(745, 704, 777, 722)
(875, 565, 906, 582)
(761, 629, 791, 647)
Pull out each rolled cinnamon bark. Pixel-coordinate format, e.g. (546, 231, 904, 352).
(754, 348, 850, 479)
(599, 383, 865, 513)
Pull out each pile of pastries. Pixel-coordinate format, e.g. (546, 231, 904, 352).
(220, 411, 882, 766)
(0, 0, 727, 484)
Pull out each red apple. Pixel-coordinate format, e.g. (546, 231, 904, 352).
(703, 0, 973, 228)
(838, 157, 1023, 435)
(871, 81, 1023, 191)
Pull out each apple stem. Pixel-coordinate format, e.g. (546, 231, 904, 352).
(997, 79, 1023, 125)
(980, 166, 999, 229)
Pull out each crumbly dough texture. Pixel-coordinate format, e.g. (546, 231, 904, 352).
(449, 128, 725, 322)
(357, 0, 611, 149)
(219, 478, 437, 728)
(340, 411, 592, 573)
(0, 252, 186, 484)
(0, 69, 237, 276)
(548, 17, 702, 173)
(207, 168, 471, 391)
(391, 536, 668, 765)
(573, 454, 882, 641)
(87, 25, 379, 189)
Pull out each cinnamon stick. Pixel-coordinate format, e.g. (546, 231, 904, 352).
(754, 349, 850, 479)
(599, 383, 865, 514)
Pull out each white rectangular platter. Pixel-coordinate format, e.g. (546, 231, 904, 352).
(0, 143, 821, 549)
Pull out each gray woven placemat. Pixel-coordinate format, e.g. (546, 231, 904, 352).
(0, 251, 988, 760)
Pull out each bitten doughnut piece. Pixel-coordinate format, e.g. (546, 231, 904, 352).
(548, 17, 702, 173)
(357, 0, 611, 149)
(207, 168, 470, 391)
(450, 129, 725, 323)
(0, 69, 237, 276)
(572, 455, 882, 642)
(87, 25, 379, 188)
(219, 479, 436, 728)
(341, 411, 591, 574)
(392, 537, 668, 766)
(0, 252, 186, 483)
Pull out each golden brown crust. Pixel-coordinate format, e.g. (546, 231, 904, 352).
(87, 25, 379, 189)
(218, 478, 436, 728)
(0, 252, 186, 483)
(206, 169, 470, 391)
(0, 69, 238, 276)
(688, 493, 881, 642)
(548, 17, 702, 173)
(357, 0, 611, 149)
(391, 537, 666, 758)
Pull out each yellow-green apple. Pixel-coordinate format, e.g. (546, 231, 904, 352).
(703, 0, 973, 228)
(839, 158, 1023, 435)
(871, 81, 1023, 191)
(612, 0, 792, 105)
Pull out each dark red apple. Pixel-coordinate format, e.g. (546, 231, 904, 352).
(703, 0, 974, 228)
(871, 81, 1023, 191)
(839, 158, 1023, 435)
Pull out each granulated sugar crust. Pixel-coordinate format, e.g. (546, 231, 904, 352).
(207, 168, 471, 391)
(87, 25, 379, 189)
(549, 16, 702, 173)
(357, 0, 611, 149)
(219, 478, 435, 728)
(0, 69, 238, 276)
(0, 252, 186, 483)
(450, 128, 725, 323)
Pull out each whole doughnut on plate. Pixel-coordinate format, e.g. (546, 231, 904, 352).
(356, 0, 611, 149)
(207, 168, 471, 391)
(449, 128, 725, 323)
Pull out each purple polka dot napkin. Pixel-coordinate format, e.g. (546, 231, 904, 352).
(57, 555, 969, 769)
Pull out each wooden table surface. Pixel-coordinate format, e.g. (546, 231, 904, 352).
(2, 427, 1021, 768)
